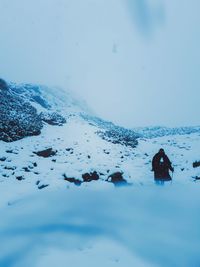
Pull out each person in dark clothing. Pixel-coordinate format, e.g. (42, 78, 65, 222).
(152, 149, 174, 184)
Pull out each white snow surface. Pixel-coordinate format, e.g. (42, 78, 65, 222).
(0, 87, 200, 266)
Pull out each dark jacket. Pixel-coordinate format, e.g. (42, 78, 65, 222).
(152, 153, 173, 180)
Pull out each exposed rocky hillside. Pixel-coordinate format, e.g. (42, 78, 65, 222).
(0, 79, 43, 142)
(0, 78, 139, 148)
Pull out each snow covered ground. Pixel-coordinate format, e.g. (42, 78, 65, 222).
(0, 184, 200, 267)
(0, 83, 200, 267)
(0, 114, 200, 266)
(0, 113, 200, 189)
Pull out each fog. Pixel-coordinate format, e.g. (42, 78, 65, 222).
(0, 0, 199, 127)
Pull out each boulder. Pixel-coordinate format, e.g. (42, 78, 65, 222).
(107, 172, 128, 186)
(82, 171, 100, 182)
(34, 148, 57, 158)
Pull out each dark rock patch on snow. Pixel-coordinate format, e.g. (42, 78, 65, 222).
(193, 161, 200, 168)
(34, 148, 57, 158)
(63, 174, 82, 186)
(82, 171, 100, 182)
(38, 184, 49, 190)
(16, 176, 25, 181)
(107, 172, 128, 186)
(81, 114, 138, 148)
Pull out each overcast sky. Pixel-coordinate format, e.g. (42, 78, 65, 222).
(0, 0, 199, 127)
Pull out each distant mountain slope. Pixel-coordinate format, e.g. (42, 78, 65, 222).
(134, 126, 200, 139)
(0, 78, 139, 148)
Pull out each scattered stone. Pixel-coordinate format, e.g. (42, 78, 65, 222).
(38, 184, 49, 190)
(34, 148, 57, 158)
(63, 174, 82, 186)
(82, 171, 99, 182)
(6, 150, 14, 154)
(4, 166, 16, 170)
(16, 176, 25, 181)
(193, 161, 200, 168)
(0, 157, 6, 161)
(2, 174, 9, 178)
(107, 172, 128, 186)
(36, 180, 40, 185)
(33, 162, 37, 167)
(66, 148, 73, 152)
(22, 167, 31, 172)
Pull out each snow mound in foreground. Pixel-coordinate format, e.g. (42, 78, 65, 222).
(0, 185, 200, 267)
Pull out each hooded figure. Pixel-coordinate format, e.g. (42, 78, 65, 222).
(152, 149, 174, 181)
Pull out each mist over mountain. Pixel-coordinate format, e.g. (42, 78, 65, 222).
(0, 0, 199, 127)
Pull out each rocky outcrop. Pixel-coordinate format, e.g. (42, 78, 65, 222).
(81, 114, 139, 148)
(33, 148, 57, 158)
(0, 79, 68, 142)
(40, 112, 66, 126)
(0, 84, 43, 142)
(107, 172, 128, 186)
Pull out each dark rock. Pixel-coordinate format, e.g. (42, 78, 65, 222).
(36, 180, 40, 185)
(0, 157, 6, 162)
(4, 166, 16, 170)
(33, 162, 37, 167)
(82, 171, 99, 182)
(6, 150, 14, 154)
(22, 167, 31, 172)
(63, 174, 82, 186)
(34, 148, 57, 158)
(16, 176, 25, 181)
(193, 161, 200, 168)
(38, 184, 49, 190)
(66, 148, 73, 152)
(107, 172, 128, 186)
(28, 165, 34, 169)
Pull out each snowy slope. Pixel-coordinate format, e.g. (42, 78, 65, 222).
(0, 80, 200, 267)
